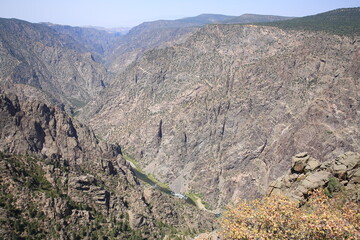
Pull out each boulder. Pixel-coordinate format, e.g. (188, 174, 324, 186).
(333, 164, 347, 179)
(69, 175, 95, 191)
(295, 152, 309, 158)
(301, 171, 331, 190)
(270, 178, 283, 189)
(349, 169, 360, 184)
(336, 152, 360, 170)
(291, 152, 310, 173)
(304, 158, 321, 172)
(128, 211, 146, 228)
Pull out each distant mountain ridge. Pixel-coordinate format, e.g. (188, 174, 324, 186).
(128, 13, 293, 30)
(257, 7, 360, 35)
(224, 13, 294, 24)
(107, 12, 293, 72)
(141, 14, 237, 28)
(82, 25, 131, 34)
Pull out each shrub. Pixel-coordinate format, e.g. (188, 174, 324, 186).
(324, 177, 342, 197)
(220, 189, 360, 239)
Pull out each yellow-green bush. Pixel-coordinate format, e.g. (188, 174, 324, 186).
(220, 190, 359, 239)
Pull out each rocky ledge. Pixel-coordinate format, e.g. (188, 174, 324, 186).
(268, 152, 360, 202)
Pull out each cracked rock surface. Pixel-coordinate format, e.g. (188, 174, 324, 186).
(82, 25, 360, 208)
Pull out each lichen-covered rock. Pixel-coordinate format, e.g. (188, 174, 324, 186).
(333, 164, 347, 179)
(349, 169, 360, 184)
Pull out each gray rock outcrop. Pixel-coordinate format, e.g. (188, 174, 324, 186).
(268, 152, 360, 202)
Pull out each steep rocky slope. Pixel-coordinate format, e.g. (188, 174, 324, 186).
(0, 18, 107, 112)
(107, 23, 196, 73)
(46, 23, 122, 61)
(82, 23, 360, 209)
(0, 94, 214, 239)
(0, 14, 294, 111)
(107, 14, 292, 73)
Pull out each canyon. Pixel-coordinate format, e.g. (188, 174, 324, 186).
(0, 7, 359, 239)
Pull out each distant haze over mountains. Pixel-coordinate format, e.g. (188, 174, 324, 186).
(42, 22, 132, 35)
(82, 26, 132, 34)
(41, 13, 295, 34)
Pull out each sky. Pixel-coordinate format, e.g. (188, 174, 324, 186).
(0, 0, 359, 28)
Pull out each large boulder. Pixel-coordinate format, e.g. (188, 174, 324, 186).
(291, 152, 321, 174)
(301, 171, 331, 190)
(291, 152, 309, 173)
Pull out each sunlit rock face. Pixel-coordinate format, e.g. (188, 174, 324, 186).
(83, 24, 360, 209)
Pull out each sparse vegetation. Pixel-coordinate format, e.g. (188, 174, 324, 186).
(220, 189, 360, 239)
(324, 176, 343, 198)
(123, 152, 172, 192)
(0, 153, 149, 239)
(123, 153, 142, 171)
(256, 8, 360, 36)
(187, 192, 209, 210)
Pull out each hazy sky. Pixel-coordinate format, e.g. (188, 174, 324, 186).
(0, 0, 359, 27)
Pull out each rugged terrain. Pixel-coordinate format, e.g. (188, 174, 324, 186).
(107, 14, 293, 73)
(0, 93, 214, 239)
(0, 18, 107, 112)
(268, 151, 360, 202)
(0, 7, 359, 238)
(44, 23, 122, 62)
(0, 14, 292, 112)
(197, 151, 360, 240)
(83, 22, 360, 209)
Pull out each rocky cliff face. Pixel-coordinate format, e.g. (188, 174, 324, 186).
(0, 94, 214, 239)
(47, 24, 122, 61)
(107, 14, 241, 73)
(0, 18, 107, 112)
(0, 93, 118, 164)
(107, 23, 198, 74)
(107, 14, 293, 74)
(82, 24, 360, 209)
